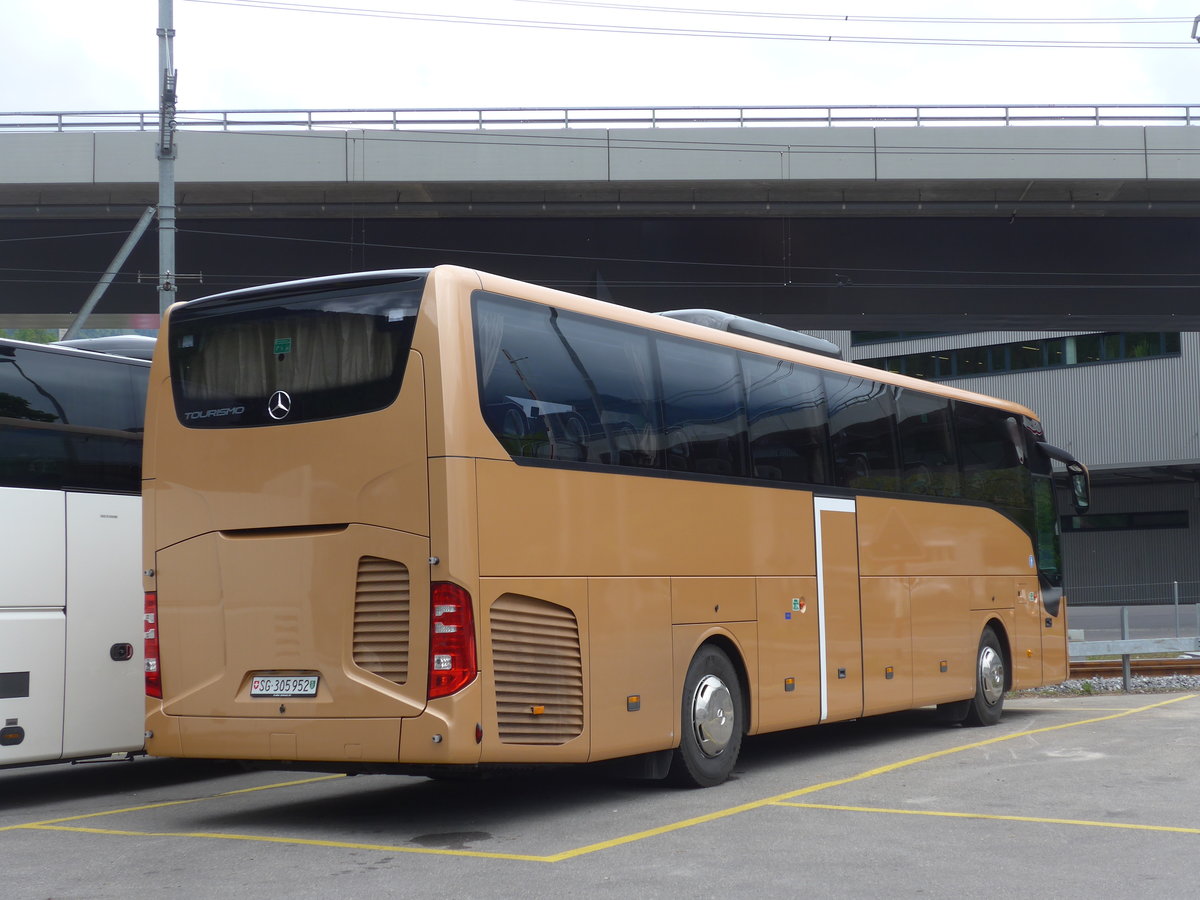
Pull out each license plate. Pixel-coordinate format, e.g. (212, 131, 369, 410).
(250, 675, 319, 697)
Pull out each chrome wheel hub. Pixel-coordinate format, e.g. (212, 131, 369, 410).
(690, 674, 734, 757)
(979, 645, 1005, 705)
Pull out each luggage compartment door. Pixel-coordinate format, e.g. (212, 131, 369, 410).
(0, 487, 66, 764)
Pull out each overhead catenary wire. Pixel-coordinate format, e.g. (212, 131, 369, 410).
(507, 0, 1199, 27)
(175, 227, 1200, 281)
(8, 224, 1200, 290)
(0, 230, 156, 244)
(181, 0, 1200, 49)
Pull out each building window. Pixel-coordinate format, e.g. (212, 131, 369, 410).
(1061, 510, 1189, 533)
(851, 331, 952, 346)
(859, 332, 1181, 380)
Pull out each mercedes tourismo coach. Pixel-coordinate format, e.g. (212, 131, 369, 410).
(142, 266, 1088, 787)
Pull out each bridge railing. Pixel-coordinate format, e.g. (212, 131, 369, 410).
(2, 104, 1200, 133)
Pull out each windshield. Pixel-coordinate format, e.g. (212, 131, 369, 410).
(169, 279, 424, 428)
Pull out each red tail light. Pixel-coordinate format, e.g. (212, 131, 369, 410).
(145, 591, 162, 699)
(428, 582, 476, 699)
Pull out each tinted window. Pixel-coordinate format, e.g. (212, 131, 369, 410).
(0, 344, 147, 493)
(896, 389, 957, 496)
(659, 337, 747, 478)
(557, 309, 660, 468)
(825, 373, 899, 491)
(955, 401, 1028, 509)
(743, 355, 829, 485)
(472, 292, 1038, 525)
(170, 279, 423, 428)
(476, 293, 659, 466)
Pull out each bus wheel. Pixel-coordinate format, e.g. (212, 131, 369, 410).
(962, 626, 1006, 727)
(669, 645, 743, 788)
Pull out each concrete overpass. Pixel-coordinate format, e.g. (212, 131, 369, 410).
(3, 105, 1200, 329)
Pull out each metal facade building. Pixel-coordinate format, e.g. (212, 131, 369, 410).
(2, 106, 1199, 607)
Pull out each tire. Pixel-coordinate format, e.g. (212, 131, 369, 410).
(669, 645, 744, 788)
(962, 626, 1007, 727)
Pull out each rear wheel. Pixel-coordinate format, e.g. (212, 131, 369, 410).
(669, 645, 743, 788)
(962, 627, 1007, 727)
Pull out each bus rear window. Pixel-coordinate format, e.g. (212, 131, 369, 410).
(169, 282, 423, 428)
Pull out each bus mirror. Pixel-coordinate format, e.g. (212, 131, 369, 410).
(1035, 441, 1091, 516)
(1005, 417, 1026, 463)
(1067, 461, 1091, 515)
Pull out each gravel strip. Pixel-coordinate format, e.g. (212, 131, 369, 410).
(1015, 674, 1200, 696)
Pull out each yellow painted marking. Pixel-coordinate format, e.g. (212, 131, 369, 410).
(23, 825, 551, 862)
(6, 695, 1195, 860)
(0, 774, 344, 832)
(1011, 706, 1144, 712)
(535, 694, 1199, 862)
(773, 802, 1200, 836)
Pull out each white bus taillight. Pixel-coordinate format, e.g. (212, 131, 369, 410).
(428, 583, 477, 699)
(145, 592, 162, 699)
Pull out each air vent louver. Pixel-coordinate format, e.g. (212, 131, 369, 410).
(352, 556, 410, 684)
(490, 594, 584, 744)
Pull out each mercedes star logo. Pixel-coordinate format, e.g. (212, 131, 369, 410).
(268, 390, 292, 420)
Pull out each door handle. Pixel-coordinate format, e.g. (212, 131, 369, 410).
(110, 643, 134, 662)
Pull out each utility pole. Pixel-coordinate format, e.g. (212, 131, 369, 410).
(157, 0, 178, 317)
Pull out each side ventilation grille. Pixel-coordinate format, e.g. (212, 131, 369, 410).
(353, 556, 410, 685)
(490, 594, 584, 744)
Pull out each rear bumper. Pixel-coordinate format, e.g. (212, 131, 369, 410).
(146, 708, 403, 763)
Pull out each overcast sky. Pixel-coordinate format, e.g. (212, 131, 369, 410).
(3, 0, 1200, 114)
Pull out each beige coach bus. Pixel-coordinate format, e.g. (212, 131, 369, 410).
(142, 266, 1089, 787)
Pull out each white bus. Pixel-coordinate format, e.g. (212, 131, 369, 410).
(1, 336, 151, 767)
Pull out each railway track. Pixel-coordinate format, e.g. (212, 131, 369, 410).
(1068, 657, 1200, 679)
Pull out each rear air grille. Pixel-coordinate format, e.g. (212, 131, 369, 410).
(490, 594, 584, 744)
(352, 557, 410, 684)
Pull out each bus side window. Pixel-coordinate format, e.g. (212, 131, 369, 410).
(475, 296, 591, 461)
(743, 355, 830, 486)
(955, 401, 1027, 507)
(557, 315, 660, 469)
(475, 292, 660, 468)
(896, 389, 958, 496)
(825, 373, 900, 492)
(658, 337, 748, 479)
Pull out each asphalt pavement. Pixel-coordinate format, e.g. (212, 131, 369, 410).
(3, 692, 1197, 899)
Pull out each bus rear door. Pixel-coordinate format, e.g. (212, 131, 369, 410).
(815, 497, 864, 723)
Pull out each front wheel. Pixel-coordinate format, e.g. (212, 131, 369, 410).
(669, 645, 743, 788)
(962, 627, 1007, 727)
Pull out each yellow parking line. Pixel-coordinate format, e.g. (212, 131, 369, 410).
(773, 802, 1200, 836)
(539, 694, 1198, 862)
(776, 694, 1195, 791)
(7, 694, 1195, 860)
(1011, 706, 1139, 712)
(23, 825, 553, 862)
(0, 774, 344, 832)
